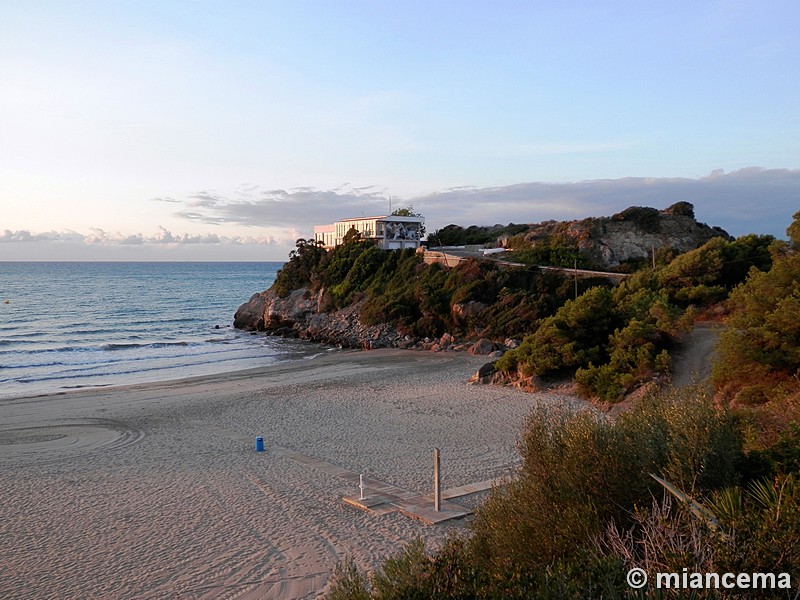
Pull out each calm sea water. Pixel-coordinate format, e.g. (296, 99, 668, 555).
(0, 262, 321, 399)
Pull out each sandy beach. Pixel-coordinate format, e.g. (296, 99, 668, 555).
(0, 349, 583, 599)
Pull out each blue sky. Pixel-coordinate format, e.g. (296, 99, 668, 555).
(1, 0, 798, 260)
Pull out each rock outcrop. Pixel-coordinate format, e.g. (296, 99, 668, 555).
(500, 203, 730, 267)
(234, 288, 517, 356)
(451, 301, 488, 322)
(234, 201, 730, 351)
(467, 361, 543, 391)
(235, 288, 398, 349)
(232, 293, 267, 330)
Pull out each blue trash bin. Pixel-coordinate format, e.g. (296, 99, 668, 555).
(255, 436, 264, 452)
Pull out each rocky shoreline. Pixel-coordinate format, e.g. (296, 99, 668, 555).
(233, 287, 513, 359)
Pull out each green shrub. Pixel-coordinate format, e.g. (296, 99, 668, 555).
(495, 286, 621, 378)
(600, 475, 800, 598)
(331, 245, 387, 306)
(712, 219, 800, 403)
(575, 363, 628, 401)
(575, 314, 681, 401)
(449, 278, 492, 306)
(360, 288, 418, 327)
(611, 206, 662, 233)
(327, 556, 371, 600)
(464, 385, 742, 598)
(657, 238, 725, 301)
(327, 387, 757, 599)
(273, 238, 327, 297)
(738, 417, 800, 483)
(507, 241, 589, 269)
(712, 475, 800, 585)
(663, 201, 696, 218)
(370, 538, 435, 600)
(323, 237, 376, 291)
(717, 233, 774, 287)
(431, 222, 530, 247)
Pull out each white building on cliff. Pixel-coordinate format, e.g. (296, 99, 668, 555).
(314, 215, 424, 250)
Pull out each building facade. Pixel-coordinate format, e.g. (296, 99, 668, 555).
(314, 215, 425, 250)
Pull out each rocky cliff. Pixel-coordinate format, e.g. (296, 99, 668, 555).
(235, 288, 395, 348)
(234, 202, 731, 353)
(234, 288, 504, 355)
(500, 203, 730, 267)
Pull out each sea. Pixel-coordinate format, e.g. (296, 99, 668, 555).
(0, 262, 326, 399)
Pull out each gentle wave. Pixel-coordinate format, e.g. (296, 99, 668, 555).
(0, 261, 287, 398)
(0, 332, 50, 341)
(0, 342, 196, 356)
(1, 340, 298, 384)
(0, 345, 94, 355)
(54, 327, 121, 336)
(7, 352, 278, 384)
(1, 340, 265, 369)
(101, 341, 190, 351)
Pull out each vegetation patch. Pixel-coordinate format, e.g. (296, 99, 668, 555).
(327, 386, 798, 599)
(265, 209, 800, 598)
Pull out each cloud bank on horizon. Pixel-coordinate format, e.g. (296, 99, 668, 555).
(3, 167, 798, 261)
(165, 167, 800, 239)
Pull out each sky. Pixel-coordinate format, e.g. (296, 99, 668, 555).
(1, 0, 799, 261)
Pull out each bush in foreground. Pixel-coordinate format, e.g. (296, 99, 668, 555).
(325, 386, 787, 600)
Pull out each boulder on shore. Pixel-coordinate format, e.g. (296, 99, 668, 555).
(468, 361, 497, 384)
(468, 338, 496, 355)
(233, 293, 267, 330)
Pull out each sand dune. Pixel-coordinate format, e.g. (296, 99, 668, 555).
(0, 349, 582, 599)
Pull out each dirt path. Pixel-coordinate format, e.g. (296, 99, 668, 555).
(670, 322, 722, 388)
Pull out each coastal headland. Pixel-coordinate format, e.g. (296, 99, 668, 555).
(0, 349, 583, 599)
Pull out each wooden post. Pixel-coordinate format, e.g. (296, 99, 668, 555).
(433, 447, 441, 512)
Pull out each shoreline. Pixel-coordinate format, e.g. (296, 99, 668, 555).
(0, 342, 348, 404)
(1, 349, 584, 599)
(0, 332, 330, 404)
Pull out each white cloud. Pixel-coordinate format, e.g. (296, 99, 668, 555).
(3, 167, 797, 261)
(411, 167, 800, 238)
(164, 167, 800, 239)
(1, 227, 278, 247)
(1, 229, 85, 243)
(172, 185, 392, 230)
